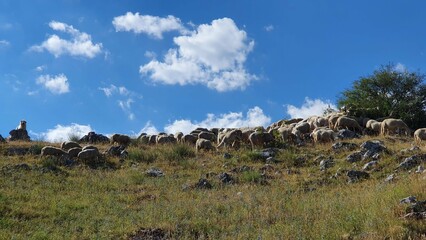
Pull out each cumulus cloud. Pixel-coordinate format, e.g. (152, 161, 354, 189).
(30, 21, 102, 58)
(164, 106, 271, 134)
(138, 121, 159, 135)
(286, 97, 337, 119)
(0, 40, 10, 48)
(36, 74, 70, 94)
(40, 123, 93, 143)
(35, 65, 46, 72)
(264, 25, 274, 32)
(140, 17, 257, 92)
(112, 12, 186, 39)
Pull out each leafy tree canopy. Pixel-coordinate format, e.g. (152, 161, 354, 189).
(338, 63, 426, 129)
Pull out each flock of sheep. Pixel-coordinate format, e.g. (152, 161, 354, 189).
(133, 112, 426, 152)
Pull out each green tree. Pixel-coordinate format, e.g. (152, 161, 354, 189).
(338, 63, 426, 129)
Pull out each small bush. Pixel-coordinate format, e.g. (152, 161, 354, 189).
(239, 170, 264, 184)
(240, 151, 264, 162)
(162, 144, 195, 162)
(68, 134, 81, 142)
(127, 148, 157, 164)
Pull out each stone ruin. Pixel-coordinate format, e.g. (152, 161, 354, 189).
(7, 120, 31, 142)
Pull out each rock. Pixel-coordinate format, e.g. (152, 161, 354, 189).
(105, 145, 126, 157)
(362, 161, 378, 171)
(194, 178, 212, 189)
(61, 141, 82, 151)
(0, 134, 5, 143)
(8, 129, 30, 141)
(79, 131, 109, 144)
(384, 174, 395, 183)
(77, 149, 100, 164)
(415, 165, 425, 174)
(404, 211, 426, 220)
(401, 146, 421, 154)
(218, 172, 234, 184)
(346, 151, 363, 163)
(120, 150, 128, 159)
(146, 168, 164, 177)
(397, 154, 426, 170)
(320, 158, 334, 171)
(257, 148, 279, 158)
(405, 200, 426, 214)
(347, 170, 369, 183)
(336, 129, 360, 140)
(223, 153, 232, 159)
(266, 157, 278, 164)
(332, 142, 358, 151)
(400, 196, 417, 204)
(360, 140, 387, 153)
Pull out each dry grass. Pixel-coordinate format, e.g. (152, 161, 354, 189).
(0, 137, 425, 239)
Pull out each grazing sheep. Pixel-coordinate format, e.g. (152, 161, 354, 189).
(156, 135, 177, 144)
(110, 134, 131, 146)
(241, 129, 256, 144)
(195, 139, 215, 153)
(381, 118, 411, 136)
(181, 134, 198, 145)
(175, 132, 184, 143)
(278, 126, 294, 143)
(138, 135, 150, 144)
(365, 121, 382, 135)
(148, 135, 157, 145)
(328, 114, 341, 130)
(61, 141, 82, 151)
(82, 145, 98, 151)
(16, 120, 27, 130)
(414, 128, 426, 145)
(40, 146, 67, 157)
(334, 116, 363, 133)
(77, 148, 100, 162)
(217, 129, 242, 149)
(249, 132, 274, 149)
(68, 147, 82, 158)
(311, 128, 336, 144)
(198, 131, 216, 142)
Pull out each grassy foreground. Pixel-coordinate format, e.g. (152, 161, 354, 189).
(0, 137, 425, 239)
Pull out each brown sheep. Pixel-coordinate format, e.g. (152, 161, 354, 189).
(195, 139, 215, 153)
(40, 146, 67, 157)
(311, 128, 335, 144)
(110, 134, 131, 146)
(334, 116, 363, 133)
(381, 118, 411, 136)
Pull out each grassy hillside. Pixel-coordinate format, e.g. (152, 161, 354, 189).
(0, 137, 425, 239)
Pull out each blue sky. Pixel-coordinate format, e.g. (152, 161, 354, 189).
(1, 0, 425, 142)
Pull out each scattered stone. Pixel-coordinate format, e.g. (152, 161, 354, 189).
(360, 140, 387, 159)
(223, 153, 232, 159)
(79, 131, 110, 144)
(362, 161, 378, 171)
(194, 178, 212, 189)
(257, 148, 279, 158)
(347, 170, 369, 183)
(397, 154, 426, 170)
(346, 151, 363, 163)
(231, 165, 253, 173)
(384, 174, 396, 183)
(146, 168, 164, 177)
(319, 158, 334, 171)
(415, 165, 425, 174)
(332, 142, 358, 151)
(218, 172, 234, 184)
(128, 227, 171, 240)
(400, 196, 417, 204)
(106, 145, 126, 157)
(405, 200, 426, 218)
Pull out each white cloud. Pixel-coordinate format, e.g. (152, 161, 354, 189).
(394, 63, 406, 72)
(35, 65, 46, 72)
(99, 84, 139, 120)
(264, 25, 274, 32)
(36, 74, 70, 94)
(286, 97, 337, 119)
(30, 21, 102, 58)
(144, 51, 157, 59)
(0, 40, 10, 48)
(138, 121, 159, 135)
(140, 17, 257, 92)
(112, 12, 186, 39)
(40, 123, 93, 143)
(164, 106, 271, 134)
